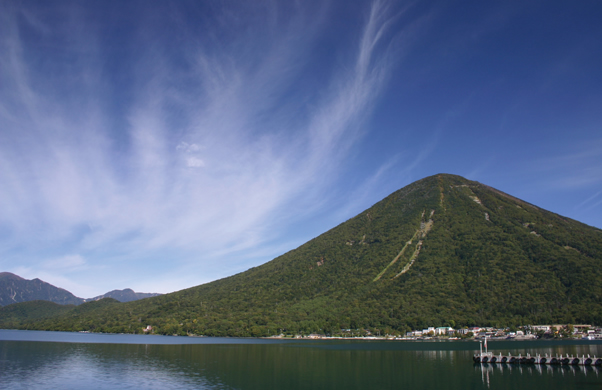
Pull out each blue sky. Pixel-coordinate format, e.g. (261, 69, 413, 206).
(1, 0, 601, 297)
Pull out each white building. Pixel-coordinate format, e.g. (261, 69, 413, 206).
(435, 327, 453, 335)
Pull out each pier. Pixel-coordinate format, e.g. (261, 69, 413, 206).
(474, 351, 602, 366)
(473, 338, 601, 366)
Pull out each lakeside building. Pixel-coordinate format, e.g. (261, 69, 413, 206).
(400, 324, 599, 340)
(435, 327, 454, 335)
(422, 327, 435, 335)
(530, 324, 592, 334)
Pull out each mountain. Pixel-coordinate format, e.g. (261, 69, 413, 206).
(1, 174, 601, 335)
(86, 289, 161, 303)
(0, 273, 161, 307)
(0, 272, 84, 306)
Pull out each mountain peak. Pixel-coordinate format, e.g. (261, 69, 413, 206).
(0, 272, 24, 280)
(1, 174, 600, 335)
(85, 288, 161, 303)
(0, 273, 84, 306)
(0, 274, 161, 306)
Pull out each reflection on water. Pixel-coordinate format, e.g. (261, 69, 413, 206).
(0, 342, 221, 389)
(476, 363, 601, 388)
(0, 331, 601, 390)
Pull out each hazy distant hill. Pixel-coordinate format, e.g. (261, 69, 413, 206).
(2, 174, 601, 335)
(0, 272, 84, 306)
(0, 273, 160, 307)
(86, 289, 161, 303)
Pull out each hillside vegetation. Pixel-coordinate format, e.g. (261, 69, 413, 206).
(1, 174, 601, 336)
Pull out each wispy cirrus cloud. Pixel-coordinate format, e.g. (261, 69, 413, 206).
(530, 138, 602, 190)
(578, 190, 602, 210)
(0, 1, 405, 295)
(42, 255, 87, 271)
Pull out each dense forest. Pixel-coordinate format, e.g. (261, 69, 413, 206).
(2, 174, 601, 336)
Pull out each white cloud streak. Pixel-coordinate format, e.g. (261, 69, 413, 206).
(42, 255, 87, 271)
(529, 138, 602, 190)
(0, 1, 402, 295)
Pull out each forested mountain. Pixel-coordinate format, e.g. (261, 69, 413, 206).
(1, 174, 601, 336)
(0, 272, 84, 306)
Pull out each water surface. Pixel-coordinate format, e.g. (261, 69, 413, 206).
(1, 330, 600, 389)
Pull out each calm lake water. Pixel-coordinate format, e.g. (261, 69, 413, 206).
(1, 330, 601, 389)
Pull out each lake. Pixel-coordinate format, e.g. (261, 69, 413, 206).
(1, 330, 601, 389)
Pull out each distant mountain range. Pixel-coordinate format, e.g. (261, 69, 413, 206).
(0, 272, 84, 306)
(1, 174, 601, 336)
(85, 289, 161, 303)
(0, 272, 160, 306)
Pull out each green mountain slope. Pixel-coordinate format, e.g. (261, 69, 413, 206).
(0, 298, 121, 331)
(0, 300, 75, 326)
(2, 174, 601, 335)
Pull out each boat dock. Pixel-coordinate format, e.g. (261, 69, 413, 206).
(473, 338, 601, 366)
(473, 351, 602, 366)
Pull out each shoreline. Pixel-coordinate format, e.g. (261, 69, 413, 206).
(1, 328, 599, 343)
(2, 329, 601, 346)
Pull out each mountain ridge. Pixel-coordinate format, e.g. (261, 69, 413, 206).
(85, 288, 161, 303)
(0, 272, 160, 306)
(0, 272, 84, 306)
(1, 174, 601, 335)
